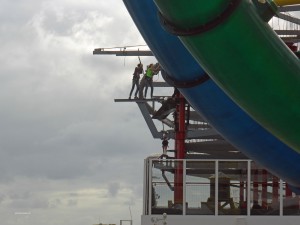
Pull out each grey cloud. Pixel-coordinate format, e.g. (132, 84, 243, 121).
(67, 199, 77, 207)
(0, 194, 6, 204)
(107, 182, 120, 197)
(8, 197, 49, 210)
(49, 198, 62, 208)
(0, 0, 158, 224)
(9, 191, 32, 201)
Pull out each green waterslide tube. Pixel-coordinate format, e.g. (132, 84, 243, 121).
(154, 0, 300, 152)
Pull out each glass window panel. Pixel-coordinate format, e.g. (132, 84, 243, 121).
(186, 161, 215, 215)
(283, 183, 300, 215)
(250, 162, 279, 215)
(151, 160, 182, 215)
(218, 161, 248, 215)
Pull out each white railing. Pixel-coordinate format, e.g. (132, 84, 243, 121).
(144, 159, 300, 217)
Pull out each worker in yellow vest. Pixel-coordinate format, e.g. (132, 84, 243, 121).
(144, 63, 160, 98)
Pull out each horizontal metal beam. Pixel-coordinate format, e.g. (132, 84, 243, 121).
(274, 30, 300, 43)
(281, 36, 300, 43)
(275, 29, 300, 35)
(186, 129, 222, 139)
(114, 98, 159, 103)
(186, 140, 236, 152)
(278, 5, 300, 12)
(186, 154, 249, 160)
(93, 49, 153, 56)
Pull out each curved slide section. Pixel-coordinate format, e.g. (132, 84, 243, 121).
(123, 0, 300, 188)
(153, 0, 300, 152)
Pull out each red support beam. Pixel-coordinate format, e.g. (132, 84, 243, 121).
(253, 169, 259, 202)
(174, 93, 186, 206)
(286, 183, 293, 197)
(272, 176, 279, 204)
(240, 181, 245, 203)
(262, 169, 268, 209)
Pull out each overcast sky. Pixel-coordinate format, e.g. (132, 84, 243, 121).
(0, 1, 169, 225)
(2, 1, 299, 225)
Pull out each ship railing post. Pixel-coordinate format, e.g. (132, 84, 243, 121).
(247, 160, 251, 216)
(183, 159, 186, 215)
(280, 178, 283, 216)
(215, 160, 219, 216)
(148, 158, 153, 215)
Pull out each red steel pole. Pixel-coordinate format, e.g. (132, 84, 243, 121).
(174, 93, 186, 206)
(262, 169, 268, 209)
(253, 169, 259, 203)
(272, 175, 279, 205)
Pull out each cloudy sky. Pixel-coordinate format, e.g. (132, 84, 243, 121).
(0, 0, 168, 224)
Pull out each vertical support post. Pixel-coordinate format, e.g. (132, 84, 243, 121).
(280, 179, 283, 216)
(240, 181, 245, 204)
(143, 159, 147, 215)
(174, 93, 186, 207)
(247, 160, 251, 216)
(272, 175, 279, 206)
(286, 183, 293, 197)
(183, 160, 186, 215)
(215, 161, 219, 216)
(262, 169, 268, 209)
(148, 159, 153, 215)
(253, 169, 259, 203)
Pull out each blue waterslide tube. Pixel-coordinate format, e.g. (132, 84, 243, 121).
(123, 0, 300, 188)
